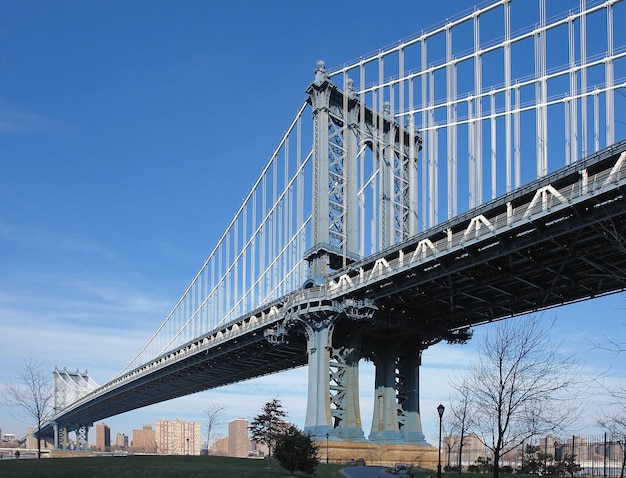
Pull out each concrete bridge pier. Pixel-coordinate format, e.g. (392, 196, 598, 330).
(303, 316, 333, 439)
(396, 345, 428, 445)
(53, 423, 68, 449)
(76, 425, 89, 450)
(368, 341, 428, 445)
(53, 423, 89, 450)
(329, 340, 365, 441)
(302, 311, 365, 441)
(369, 347, 403, 443)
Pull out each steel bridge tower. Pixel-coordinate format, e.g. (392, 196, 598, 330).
(53, 367, 96, 449)
(293, 61, 432, 443)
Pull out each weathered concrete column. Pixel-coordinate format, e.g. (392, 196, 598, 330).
(369, 347, 403, 443)
(303, 322, 333, 439)
(368, 340, 429, 444)
(54, 423, 68, 449)
(397, 348, 428, 445)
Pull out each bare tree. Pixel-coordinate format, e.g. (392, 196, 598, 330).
(1, 358, 54, 459)
(442, 423, 459, 471)
(598, 409, 626, 478)
(597, 371, 626, 478)
(594, 330, 626, 355)
(454, 316, 583, 478)
(448, 377, 474, 476)
(203, 403, 226, 453)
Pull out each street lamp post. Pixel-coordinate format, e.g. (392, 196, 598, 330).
(326, 432, 329, 464)
(437, 404, 445, 478)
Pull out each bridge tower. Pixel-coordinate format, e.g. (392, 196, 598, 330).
(53, 367, 96, 449)
(300, 61, 427, 444)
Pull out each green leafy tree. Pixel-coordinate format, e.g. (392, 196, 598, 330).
(522, 444, 541, 474)
(522, 443, 552, 474)
(537, 449, 554, 474)
(554, 453, 581, 476)
(468, 456, 493, 473)
(249, 398, 287, 461)
(274, 424, 319, 476)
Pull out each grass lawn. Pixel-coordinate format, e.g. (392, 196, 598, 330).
(0, 455, 542, 478)
(0, 454, 349, 478)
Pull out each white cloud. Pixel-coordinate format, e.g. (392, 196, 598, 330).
(0, 101, 68, 135)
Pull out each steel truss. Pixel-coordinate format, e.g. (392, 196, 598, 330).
(306, 60, 421, 278)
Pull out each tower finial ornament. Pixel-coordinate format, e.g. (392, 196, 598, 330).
(314, 60, 327, 85)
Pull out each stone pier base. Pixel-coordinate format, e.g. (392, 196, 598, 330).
(315, 440, 438, 469)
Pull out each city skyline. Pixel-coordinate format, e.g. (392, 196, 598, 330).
(1, 0, 625, 445)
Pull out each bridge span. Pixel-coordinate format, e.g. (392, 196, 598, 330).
(44, 0, 626, 450)
(46, 139, 626, 447)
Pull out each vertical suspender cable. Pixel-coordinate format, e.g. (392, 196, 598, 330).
(474, 9, 483, 205)
(568, 14, 578, 163)
(421, 37, 428, 232)
(504, 0, 512, 192)
(446, 22, 457, 219)
(490, 89, 497, 199)
(605, 1, 614, 146)
(580, 0, 588, 158)
(429, 69, 436, 227)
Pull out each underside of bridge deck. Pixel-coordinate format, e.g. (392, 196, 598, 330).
(327, 144, 626, 341)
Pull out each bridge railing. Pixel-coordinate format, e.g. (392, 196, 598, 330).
(327, 141, 626, 300)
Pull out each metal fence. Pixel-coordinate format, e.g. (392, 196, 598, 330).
(443, 433, 625, 477)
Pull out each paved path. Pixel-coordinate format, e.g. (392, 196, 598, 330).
(340, 465, 396, 478)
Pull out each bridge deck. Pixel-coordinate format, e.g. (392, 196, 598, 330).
(324, 139, 626, 342)
(47, 140, 626, 435)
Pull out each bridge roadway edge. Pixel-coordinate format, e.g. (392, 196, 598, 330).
(44, 139, 626, 446)
(321, 139, 626, 336)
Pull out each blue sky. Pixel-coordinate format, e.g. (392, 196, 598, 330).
(1, 0, 625, 446)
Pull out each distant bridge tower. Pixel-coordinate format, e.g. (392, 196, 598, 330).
(53, 367, 97, 449)
(296, 61, 430, 444)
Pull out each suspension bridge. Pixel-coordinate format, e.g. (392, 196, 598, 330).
(45, 0, 626, 450)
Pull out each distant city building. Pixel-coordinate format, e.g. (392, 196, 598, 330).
(443, 432, 488, 468)
(228, 418, 250, 458)
(95, 423, 111, 451)
(212, 436, 229, 456)
(132, 424, 157, 453)
(155, 419, 201, 455)
(116, 432, 129, 448)
(4, 430, 27, 449)
(250, 439, 269, 457)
